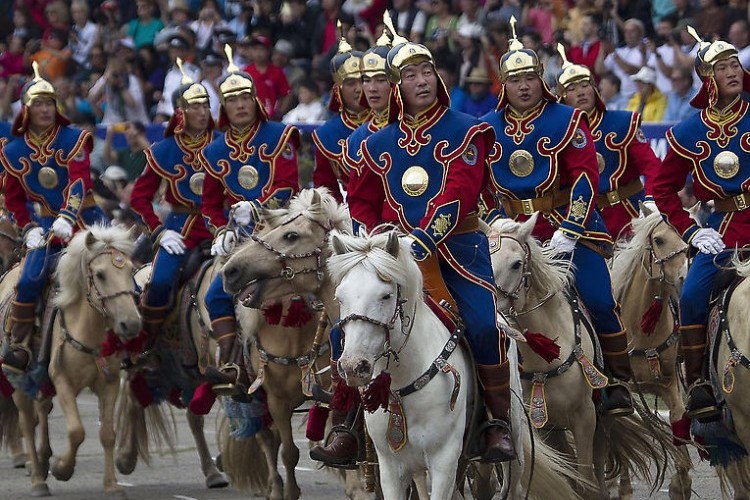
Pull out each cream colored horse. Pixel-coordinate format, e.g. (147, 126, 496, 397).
(488, 215, 677, 498)
(223, 188, 590, 500)
(611, 209, 692, 498)
(3, 226, 141, 498)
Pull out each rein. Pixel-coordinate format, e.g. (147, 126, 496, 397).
(85, 249, 139, 315)
(252, 331, 330, 367)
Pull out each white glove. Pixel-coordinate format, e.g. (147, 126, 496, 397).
(691, 228, 725, 254)
(51, 217, 74, 241)
(159, 229, 186, 255)
(549, 230, 577, 253)
(24, 227, 45, 249)
(232, 200, 257, 227)
(640, 200, 660, 217)
(211, 230, 236, 257)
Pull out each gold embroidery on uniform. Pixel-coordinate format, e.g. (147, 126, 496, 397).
(430, 213, 452, 238)
(68, 194, 82, 210)
(570, 195, 587, 222)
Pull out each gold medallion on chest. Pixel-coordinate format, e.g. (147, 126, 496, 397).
(38, 166, 58, 189)
(508, 150, 534, 177)
(402, 166, 429, 197)
(238, 165, 259, 190)
(714, 151, 739, 180)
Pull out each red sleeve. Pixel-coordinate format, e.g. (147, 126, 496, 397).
(312, 149, 344, 204)
(58, 135, 94, 224)
(201, 170, 233, 234)
(626, 132, 661, 197)
(4, 171, 32, 231)
(130, 159, 164, 234)
(259, 131, 299, 204)
(652, 133, 698, 241)
(346, 159, 385, 233)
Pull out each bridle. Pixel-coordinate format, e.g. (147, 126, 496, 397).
(335, 283, 416, 366)
(242, 214, 331, 297)
(640, 220, 688, 289)
(85, 248, 139, 316)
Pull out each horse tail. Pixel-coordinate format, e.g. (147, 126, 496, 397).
(115, 376, 176, 469)
(717, 457, 750, 497)
(0, 394, 19, 450)
(521, 428, 588, 499)
(217, 413, 269, 495)
(599, 408, 677, 495)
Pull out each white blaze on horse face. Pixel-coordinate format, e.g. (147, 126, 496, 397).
(336, 266, 399, 387)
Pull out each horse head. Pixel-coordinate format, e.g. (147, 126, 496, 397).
(329, 230, 421, 387)
(223, 188, 350, 308)
(639, 205, 688, 293)
(54, 225, 141, 340)
(487, 214, 539, 312)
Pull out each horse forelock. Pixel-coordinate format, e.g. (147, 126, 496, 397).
(328, 230, 423, 306)
(611, 212, 667, 296)
(54, 224, 134, 308)
(262, 188, 351, 234)
(733, 251, 750, 278)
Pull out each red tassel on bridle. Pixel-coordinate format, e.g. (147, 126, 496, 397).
(523, 330, 561, 363)
(330, 379, 360, 412)
(640, 296, 663, 336)
(361, 371, 392, 413)
(262, 301, 283, 325)
(281, 295, 313, 327)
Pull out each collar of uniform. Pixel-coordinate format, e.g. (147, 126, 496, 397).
(228, 120, 260, 143)
(504, 99, 546, 136)
(706, 95, 745, 122)
(402, 98, 442, 129)
(26, 124, 57, 149)
(586, 106, 604, 132)
(370, 109, 390, 131)
(177, 130, 212, 151)
(342, 107, 370, 130)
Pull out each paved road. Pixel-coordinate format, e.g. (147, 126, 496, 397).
(1, 392, 725, 499)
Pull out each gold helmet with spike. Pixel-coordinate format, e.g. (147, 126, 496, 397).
(173, 57, 210, 108)
(686, 26, 737, 78)
(555, 43, 594, 95)
(361, 12, 394, 78)
(22, 61, 56, 106)
(384, 12, 433, 84)
(331, 20, 363, 85)
(499, 16, 543, 81)
(218, 44, 257, 100)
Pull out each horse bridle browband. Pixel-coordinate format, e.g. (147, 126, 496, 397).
(86, 248, 138, 315)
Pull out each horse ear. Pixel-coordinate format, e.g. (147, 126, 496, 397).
(518, 213, 538, 242)
(331, 234, 347, 255)
(385, 232, 400, 258)
(639, 201, 652, 217)
(310, 189, 322, 210)
(85, 231, 96, 250)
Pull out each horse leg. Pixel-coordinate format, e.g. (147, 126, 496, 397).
(49, 378, 84, 482)
(378, 458, 411, 500)
(268, 398, 300, 500)
(257, 426, 283, 499)
(115, 390, 141, 475)
(7, 399, 27, 469)
(186, 410, 228, 489)
(662, 385, 692, 500)
(618, 468, 633, 500)
(570, 408, 598, 499)
(428, 450, 460, 499)
(13, 392, 49, 496)
(36, 398, 52, 478)
(95, 380, 125, 496)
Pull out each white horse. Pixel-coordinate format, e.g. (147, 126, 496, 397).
(329, 228, 585, 499)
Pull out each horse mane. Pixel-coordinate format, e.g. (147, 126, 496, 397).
(733, 251, 750, 278)
(610, 213, 663, 298)
(327, 227, 423, 307)
(490, 218, 573, 297)
(54, 224, 135, 308)
(262, 187, 351, 234)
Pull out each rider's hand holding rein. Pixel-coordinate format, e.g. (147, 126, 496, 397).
(24, 227, 45, 249)
(158, 229, 187, 255)
(230, 200, 261, 228)
(210, 229, 236, 257)
(51, 216, 74, 243)
(549, 229, 577, 254)
(690, 227, 726, 255)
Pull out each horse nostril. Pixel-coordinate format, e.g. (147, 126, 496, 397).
(355, 360, 371, 377)
(224, 265, 238, 283)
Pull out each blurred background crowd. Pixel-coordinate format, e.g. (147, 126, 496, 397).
(0, 0, 746, 221)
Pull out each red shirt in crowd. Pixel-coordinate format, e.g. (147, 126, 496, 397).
(243, 63, 291, 118)
(568, 41, 602, 78)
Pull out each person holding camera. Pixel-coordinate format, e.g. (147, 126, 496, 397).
(89, 57, 149, 126)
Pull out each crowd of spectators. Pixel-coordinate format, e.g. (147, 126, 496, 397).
(1, 0, 749, 214)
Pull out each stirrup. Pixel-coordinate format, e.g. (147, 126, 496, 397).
(309, 425, 360, 470)
(602, 381, 634, 417)
(2, 343, 33, 375)
(211, 363, 246, 397)
(686, 382, 720, 422)
(473, 419, 515, 463)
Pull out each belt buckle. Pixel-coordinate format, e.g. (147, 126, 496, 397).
(521, 199, 535, 215)
(606, 190, 621, 205)
(734, 193, 748, 210)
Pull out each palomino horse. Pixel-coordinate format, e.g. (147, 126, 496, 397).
(222, 188, 587, 499)
(2, 226, 141, 497)
(114, 258, 231, 490)
(488, 215, 677, 498)
(0, 209, 21, 275)
(611, 209, 692, 498)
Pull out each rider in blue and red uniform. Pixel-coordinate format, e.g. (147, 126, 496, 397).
(653, 32, 750, 422)
(0, 63, 107, 373)
(555, 45, 661, 239)
(311, 26, 369, 204)
(309, 20, 395, 467)
(346, 23, 515, 463)
(480, 19, 634, 416)
(130, 59, 215, 346)
(200, 46, 300, 397)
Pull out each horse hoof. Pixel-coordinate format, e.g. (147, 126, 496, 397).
(31, 483, 51, 497)
(13, 453, 26, 469)
(106, 488, 128, 500)
(50, 458, 74, 482)
(115, 454, 137, 475)
(205, 471, 229, 489)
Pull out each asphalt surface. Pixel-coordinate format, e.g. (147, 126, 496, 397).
(0, 392, 726, 499)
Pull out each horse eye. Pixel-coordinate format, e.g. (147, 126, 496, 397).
(96, 271, 106, 281)
(654, 236, 664, 246)
(283, 231, 300, 241)
(511, 260, 522, 270)
(381, 293, 393, 301)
